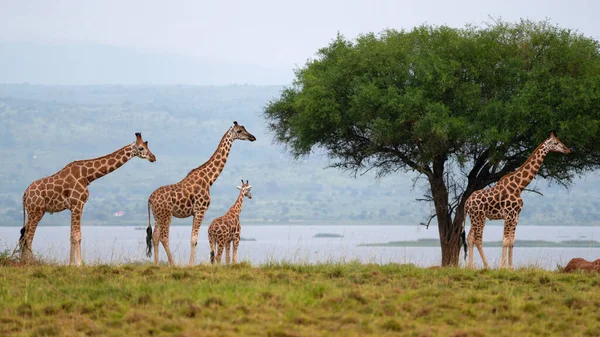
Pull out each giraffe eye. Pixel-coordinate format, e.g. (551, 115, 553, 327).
(138, 147, 144, 151)
(236, 130, 242, 133)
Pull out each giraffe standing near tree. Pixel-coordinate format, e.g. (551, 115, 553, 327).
(464, 131, 571, 269)
(146, 121, 256, 266)
(208, 180, 252, 265)
(19, 133, 156, 266)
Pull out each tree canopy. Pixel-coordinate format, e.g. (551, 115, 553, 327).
(264, 20, 600, 266)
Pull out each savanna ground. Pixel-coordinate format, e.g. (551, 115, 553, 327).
(1, 253, 600, 337)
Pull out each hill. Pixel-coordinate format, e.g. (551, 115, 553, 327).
(1, 84, 599, 227)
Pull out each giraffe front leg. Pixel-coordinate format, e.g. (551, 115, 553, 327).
(189, 206, 208, 267)
(70, 205, 84, 266)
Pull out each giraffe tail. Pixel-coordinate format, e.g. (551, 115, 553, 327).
(461, 205, 468, 260)
(209, 230, 216, 264)
(18, 192, 26, 250)
(146, 199, 153, 258)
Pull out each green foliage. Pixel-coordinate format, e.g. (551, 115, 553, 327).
(1, 263, 599, 336)
(265, 19, 600, 180)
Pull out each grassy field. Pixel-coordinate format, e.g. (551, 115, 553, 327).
(1, 259, 600, 337)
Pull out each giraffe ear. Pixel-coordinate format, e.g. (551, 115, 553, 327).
(236, 186, 242, 190)
(247, 185, 252, 189)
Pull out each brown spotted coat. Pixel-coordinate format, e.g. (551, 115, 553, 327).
(20, 133, 156, 266)
(464, 132, 570, 269)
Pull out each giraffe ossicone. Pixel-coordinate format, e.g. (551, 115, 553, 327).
(146, 122, 256, 266)
(464, 131, 570, 269)
(209, 180, 253, 265)
(20, 133, 156, 266)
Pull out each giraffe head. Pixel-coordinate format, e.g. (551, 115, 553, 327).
(132, 133, 157, 162)
(236, 180, 253, 199)
(232, 121, 256, 142)
(544, 131, 571, 154)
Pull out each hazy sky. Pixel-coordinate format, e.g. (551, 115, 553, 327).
(0, 0, 598, 84)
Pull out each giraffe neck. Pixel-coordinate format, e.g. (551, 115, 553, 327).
(82, 144, 135, 183)
(187, 128, 235, 186)
(227, 191, 246, 218)
(506, 142, 549, 191)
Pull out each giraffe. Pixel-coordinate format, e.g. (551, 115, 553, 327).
(208, 180, 252, 265)
(464, 131, 570, 269)
(146, 121, 256, 266)
(19, 133, 156, 266)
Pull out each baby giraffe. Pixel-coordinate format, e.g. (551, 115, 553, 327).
(208, 180, 252, 265)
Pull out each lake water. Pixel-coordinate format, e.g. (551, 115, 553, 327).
(1, 225, 599, 269)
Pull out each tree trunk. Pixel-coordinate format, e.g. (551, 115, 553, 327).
(429, 155, 464, 267)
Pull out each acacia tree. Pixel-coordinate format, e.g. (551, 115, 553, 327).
(264, 20, 600, 266)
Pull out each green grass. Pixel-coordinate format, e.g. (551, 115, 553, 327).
(359, 238, 600, 248)
(1, 262, 600, 337)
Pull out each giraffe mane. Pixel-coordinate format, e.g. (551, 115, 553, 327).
(185, 127, 233, 177)
(66, 144, 131, 168)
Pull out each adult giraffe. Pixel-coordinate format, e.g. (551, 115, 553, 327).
(464, 131, 570, 269)
(146, 121, 255, 266)
(20, 133, 156, 266)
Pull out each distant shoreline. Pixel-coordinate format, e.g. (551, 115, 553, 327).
(358, 238, 600, 248)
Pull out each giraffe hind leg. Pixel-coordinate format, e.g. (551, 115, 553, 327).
(468, 215, 489, 269)
(225, 240, 231, 265)
(152, 223, 161, 266)
(216, 243, 225, 265)
(20, 209, 44, 264)
(232, 235, 240, 265)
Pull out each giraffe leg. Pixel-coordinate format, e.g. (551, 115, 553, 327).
(216, 243, 225, 265)
(232, 235, 240, 264)
(70, 204, 84, 266)
(225, 240, 231, 265)
(476, 242, 489, 269)
(20, 209, 44, 264)
(189, 207, 208, 267)
(157, 215, 174, 266)
(152, 222, 161, 266)
(506, 213, 519, 270)
(208, 229, 216, 264)
(160, 239, 175, 266)
(467, 228, 475, 269)
(500, 219, 512, 269)
(468, 214, 488, 269)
